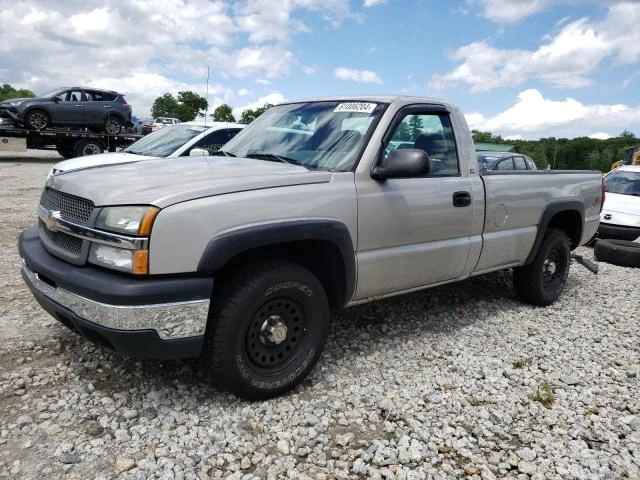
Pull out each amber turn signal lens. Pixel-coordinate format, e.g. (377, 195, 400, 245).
(138, 207, 160, 236)
(132, 250, 149, 275)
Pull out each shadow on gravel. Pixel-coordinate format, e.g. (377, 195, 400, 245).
(48, 269, 523, 402)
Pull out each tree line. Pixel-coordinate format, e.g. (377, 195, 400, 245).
(472, 130, 639, 172)
(150, 91, 271, 124)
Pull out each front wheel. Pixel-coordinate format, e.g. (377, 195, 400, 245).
(25, 109, 50, 130)
(513, 229, 571, 306)
(74, 139, 104, 157)
(205, 259, 330, 399)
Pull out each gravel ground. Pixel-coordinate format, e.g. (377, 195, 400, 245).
(0, 153, 639, 480)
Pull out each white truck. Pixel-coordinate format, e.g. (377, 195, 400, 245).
(19, 96, 604, 399)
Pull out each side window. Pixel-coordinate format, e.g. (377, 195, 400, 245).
(513, 156, 527, 170)
(228, 128, 242, 141)
(524, 156, 535, 169)
(89, 91, 104, 102)
(190, 130, 231, 154)
(497, 158, 514, 170)
(384, 112, 459, 176)
(67, 90, 83, 103)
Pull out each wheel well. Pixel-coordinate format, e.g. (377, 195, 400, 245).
(216, 240, 349, 308)
(548, 210, 582, 249)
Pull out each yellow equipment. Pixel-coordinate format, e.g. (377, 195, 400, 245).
(611, 146, 640, 170)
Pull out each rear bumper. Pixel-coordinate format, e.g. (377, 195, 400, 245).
(598, 222, 640, 241)
(19, 228, 213, 359)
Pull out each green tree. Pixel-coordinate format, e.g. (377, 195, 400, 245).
(150, 91, 208, 122)
(239, 103, 272, 124)
(393, 121, 412, 141)
(212, 104, 236, 122)
(408, 115, 424, 140)
(0, 83, 35, 102)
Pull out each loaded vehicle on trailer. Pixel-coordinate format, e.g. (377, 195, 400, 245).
(0, 87, 132, 135)
(18, 96, 604, 400)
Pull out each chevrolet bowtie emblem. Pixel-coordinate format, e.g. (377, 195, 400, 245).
(44, 210, 61, 231)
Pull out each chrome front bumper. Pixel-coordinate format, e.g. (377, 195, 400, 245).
(22, 260, 210, 340)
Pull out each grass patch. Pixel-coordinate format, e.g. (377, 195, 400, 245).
(532, 381, 555, 408)
(512, 358, 527, 369)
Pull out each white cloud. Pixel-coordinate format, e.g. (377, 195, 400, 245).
(431, 3, 640, 92)
(232, 92, 287, 119)
(237, 88, 252, 96)
(0, 0, 359, 117)
(256, 79, 272, 85)
(473, 0, 622, 23)
(302, 66, 318, 75)
(333, 67, 382, 83)
(465, 89, 640, 139)
(589, 132, 613, 140)
(364, 0, 386, 6)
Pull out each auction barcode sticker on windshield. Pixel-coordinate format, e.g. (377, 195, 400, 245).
(334, 102, 377, 114)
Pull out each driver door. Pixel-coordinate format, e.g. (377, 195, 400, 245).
(354, 106, 473, 300)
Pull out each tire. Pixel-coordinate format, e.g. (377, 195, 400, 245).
(104, 116, 123, 135)
(594, 239, 640, 268)
(74, 139, 104, 157)
(205, 259, 330, 399)
(513, 229, 571, 306)
(25, 109, 50, 130)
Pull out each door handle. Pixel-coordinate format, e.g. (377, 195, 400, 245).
(74, 105, 84, 107)
(103, 106, 110, 108)
(453, 191, 471, 207)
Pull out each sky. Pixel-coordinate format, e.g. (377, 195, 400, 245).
(1, 0, 640, 140)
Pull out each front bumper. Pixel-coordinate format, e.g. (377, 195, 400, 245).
(598, 222, 640, 241)
(19, 228, 213, 359)
(0, 107, 19, 123)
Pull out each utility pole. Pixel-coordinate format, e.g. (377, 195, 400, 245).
(204, 66, 210, 126)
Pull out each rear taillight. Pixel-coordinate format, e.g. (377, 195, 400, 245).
(123, 103, 131, 109)
(600, 176, 606, 213)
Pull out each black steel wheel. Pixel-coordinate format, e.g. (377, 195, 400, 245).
(513, 229, 571, 306)
(205, 259, 329, 399)
(25, 109, 49, 130)
(74, 139, 104, 157)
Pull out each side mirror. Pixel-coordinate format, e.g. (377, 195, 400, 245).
(189, 148, 209, 157)
(52, 97, 60, 103)
(371, 148, 430, 180)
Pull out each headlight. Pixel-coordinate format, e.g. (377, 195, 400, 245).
(90, 205, 159, 274)
(89, 244, 149, 274)
(95, 206, 159, 235)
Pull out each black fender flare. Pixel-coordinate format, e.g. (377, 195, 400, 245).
(197, 220, 356, 305)
(524, 200, 584, 265)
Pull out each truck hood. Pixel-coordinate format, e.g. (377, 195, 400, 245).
(47, 156, 332, 208)
(53, 152, 154, 174)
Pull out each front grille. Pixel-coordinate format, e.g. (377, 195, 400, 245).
(40, 187, 94, 224)
(40, 221, 83, 255)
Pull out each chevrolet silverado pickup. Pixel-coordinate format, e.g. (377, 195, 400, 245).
(19, 96, 604, 399)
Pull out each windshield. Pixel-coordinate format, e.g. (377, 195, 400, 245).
(124, 124, 207, 157)
(605, 170, 640, 196)
(221, 100, 386, 171)
(39, 89, 66, 99)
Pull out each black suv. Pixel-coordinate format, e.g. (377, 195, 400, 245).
(0, 87, 132, 135)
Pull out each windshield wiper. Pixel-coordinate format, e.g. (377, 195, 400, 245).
(210, 150, 236, 157)
(245, 152, 299, 165)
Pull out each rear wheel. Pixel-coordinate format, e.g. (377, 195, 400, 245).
(74, 139, 104, 157)
(25, 109, 49, 130)
(205, 259, 330, 399)
(513, 229, 571, 306)
(104, 116, 123, 135)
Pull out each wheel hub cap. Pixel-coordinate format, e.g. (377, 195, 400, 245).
(544, 259, 557, 276)
(260, 315, 288, 345)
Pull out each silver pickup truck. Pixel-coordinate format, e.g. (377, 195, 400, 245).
(19, 96, 604, 399)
